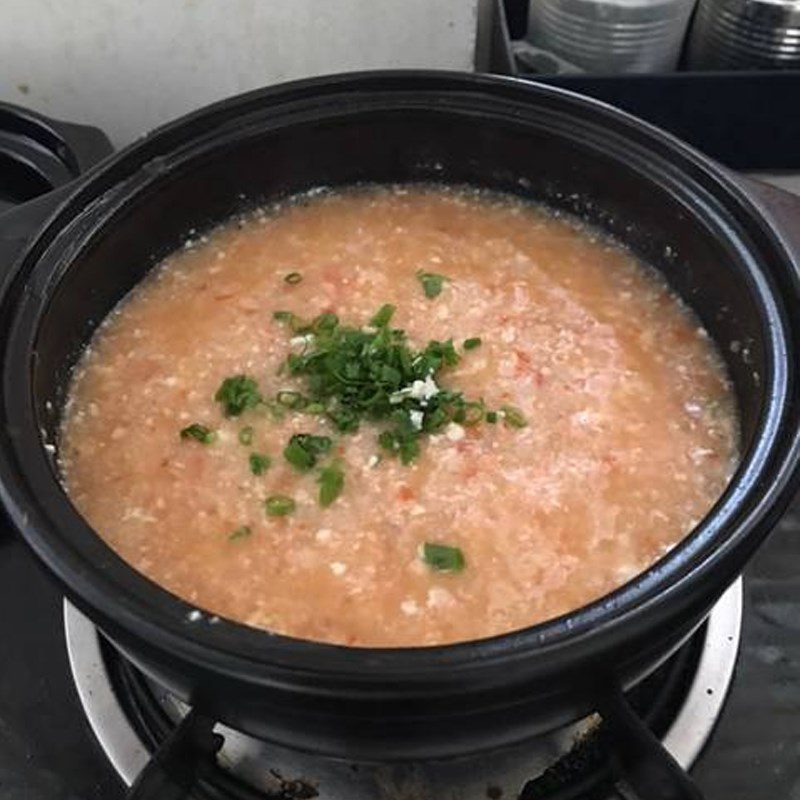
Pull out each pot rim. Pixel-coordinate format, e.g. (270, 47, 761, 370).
(1, 70, 799, 689)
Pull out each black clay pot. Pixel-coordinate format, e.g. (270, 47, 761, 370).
(1, 72, 799, 769)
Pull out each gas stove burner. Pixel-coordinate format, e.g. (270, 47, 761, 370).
(64, 578, 742, 799)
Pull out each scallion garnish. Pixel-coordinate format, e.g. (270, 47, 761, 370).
(215, 374, 262, 417)
(416, 270, 449, 299)
(265, 495, 296, 516)
(426, 338, 459, 367)
(400, 437, 420, 464)
(249, 452, 271, 476)
(312, 312, 339, 334)
(377, 428, 420, 464)
(327, 407, 359, 433)
(179, 423, 215, 444)
(378, 430, 397, 452)
(271, 306, 502, 466)
(284, 272, 302, 285)
(276, 390, 306, 409)
(228, 525, 252, 541)
(194, 299, 523, 527)
(460, 400, 485, 427)
(284, 440, 315, 471)
(317, 461, 345, 507)
(260, 400, 285, 422)
(420, 542, 466, 573)
(370, 303, 396, 328)
(273, 310, 311, 334)
(283, 433, 332, 472)
(501, 405, 528, 428)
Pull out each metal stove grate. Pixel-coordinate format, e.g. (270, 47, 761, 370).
(64, 578, 742, 800)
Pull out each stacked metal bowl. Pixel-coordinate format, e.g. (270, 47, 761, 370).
(525, 0, 800, 72)
(527, 0, 697, 72)
(686, 0, 800, 69)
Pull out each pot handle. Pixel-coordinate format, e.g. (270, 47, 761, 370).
(0, 187, 70, 269)
(732, 174, 800, 268)
(0, 108, 112, 284)
(598, 682, 704, 800)
(126, 708, 223, 800)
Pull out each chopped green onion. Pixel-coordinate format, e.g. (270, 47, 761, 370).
(442, 339, 459, 366)
(228, 525, 252, 541)
(420, 542, 466, 573)
(179, 423, 215, 444)
(461, 400, 485, 427)
(263, 400, 286, 421)
(327, 407, 360, 433)
(249, 452, 271, 476)
(238, 426, 254, 446)
(284, 439, 315, 471)
(301, 434, 332, 454)
(486, 410, 498, 424)
(317, 462, 345, 507)
(273, 310, 312, 333)
(289, 316, 312, 334)
(215, 375, 262, 417)
(501, 405, 528, 428)
(265, 495, 296, 516)
(423, 407, 449, 432)
(463, 337, 482, 350)
(377, 429, 420, 464)
(267, 303, 526, 476)
(370, 303, 396, 328)
(416, 270, 449, 299)
(378, 430, 397, 452)
(312, 312, 339, 333)
(424, 338, 459, 368)
(399, 434, 420, 464)
(283, 433, 332, 471)
(284, 272, 302, 285)
(276, 390, 306, 409)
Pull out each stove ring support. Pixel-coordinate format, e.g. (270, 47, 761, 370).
(64, 577, 744, 796)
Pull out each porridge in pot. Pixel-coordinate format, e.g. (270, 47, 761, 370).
(59, 186, 738, 646)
